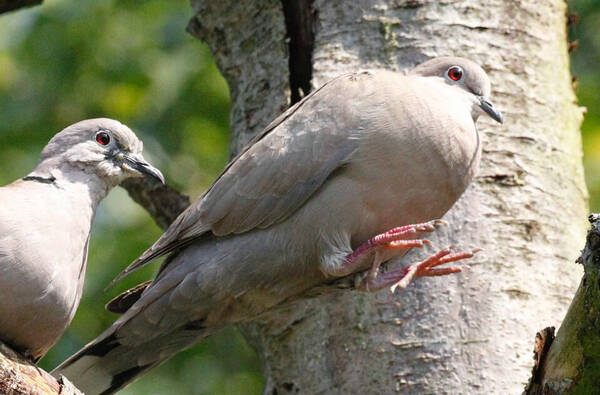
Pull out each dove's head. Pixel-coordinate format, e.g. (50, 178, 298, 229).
(37, 118, 164, 186)
(410, 56, 503, 124)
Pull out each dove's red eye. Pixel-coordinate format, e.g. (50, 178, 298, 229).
(447, 66, 463, 81)
(95, 131, 110, 145)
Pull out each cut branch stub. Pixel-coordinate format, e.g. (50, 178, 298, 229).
(525, 214, 600, 394)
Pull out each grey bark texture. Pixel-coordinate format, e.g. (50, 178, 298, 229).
(188, 0, 588, 393)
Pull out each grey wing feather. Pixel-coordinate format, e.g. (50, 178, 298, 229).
(113, 72, 367, 282)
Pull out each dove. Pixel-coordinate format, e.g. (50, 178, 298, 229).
(54, 57, 503, 394)
(0, 118, 164, 361)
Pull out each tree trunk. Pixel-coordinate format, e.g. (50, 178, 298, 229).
(188, 0, 588, 393)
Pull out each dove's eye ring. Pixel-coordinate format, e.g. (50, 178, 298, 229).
(95, 131, 111, 146)
(447, 66, 463, 81)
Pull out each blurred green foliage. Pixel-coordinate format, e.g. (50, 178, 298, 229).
(1, 0, 599, 394)
(0, 0, 262, 394)
(570, 0, 600, 211)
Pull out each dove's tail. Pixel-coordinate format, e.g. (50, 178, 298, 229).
(51, 323, 212, 395)
(51, 243, 219, 394)
(51, 229, 303, 394)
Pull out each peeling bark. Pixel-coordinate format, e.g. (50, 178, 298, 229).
(525, 326, 556, 393)
(188, 0, 588, 393)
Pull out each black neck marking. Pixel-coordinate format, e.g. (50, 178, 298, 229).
(22, 175, 56, 184)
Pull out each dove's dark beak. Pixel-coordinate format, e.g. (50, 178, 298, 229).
(478, 96, 503, 124)
(123, 154, 165, 184)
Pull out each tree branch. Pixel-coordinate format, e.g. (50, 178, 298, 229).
(120, 178, 190, 230)
(0, 341, 82, 395)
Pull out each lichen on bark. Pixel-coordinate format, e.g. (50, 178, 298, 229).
(527, 215, 600, 394)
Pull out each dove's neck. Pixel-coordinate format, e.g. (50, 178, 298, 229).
(27, 159, 112, 209)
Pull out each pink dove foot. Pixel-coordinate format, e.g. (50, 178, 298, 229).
(357, 246, 480, 292)
(326, 219, 447, 277)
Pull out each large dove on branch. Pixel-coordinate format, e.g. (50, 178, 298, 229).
(0, 118, 163, 361)
(54, 57, 503, 394)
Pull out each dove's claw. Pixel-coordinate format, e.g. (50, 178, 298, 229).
(355, 246, 480, 293)
(324, 220, 444, 277)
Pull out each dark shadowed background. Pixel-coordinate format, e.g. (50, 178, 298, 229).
(0, 0, 596, 393)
